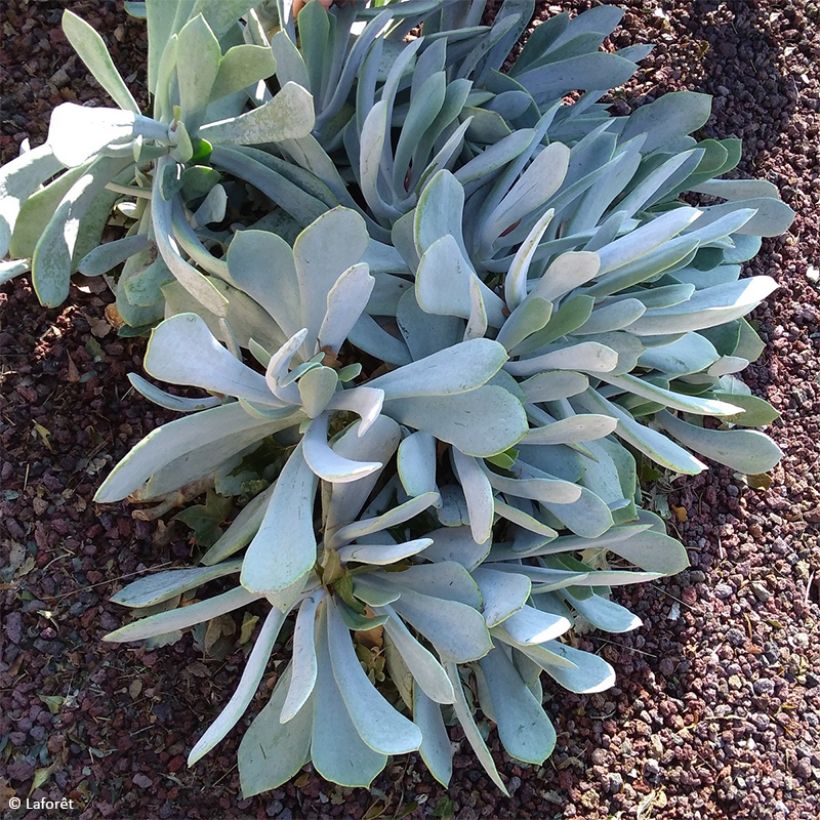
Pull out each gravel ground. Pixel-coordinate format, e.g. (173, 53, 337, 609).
(1, 2, 818, 818)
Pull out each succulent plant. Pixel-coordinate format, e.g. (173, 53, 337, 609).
(2, 0, 794, 798)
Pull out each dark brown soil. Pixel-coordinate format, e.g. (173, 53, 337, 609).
(1, 2, 818, 818)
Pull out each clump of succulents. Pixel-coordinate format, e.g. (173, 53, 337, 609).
(1, 0, 793, 798)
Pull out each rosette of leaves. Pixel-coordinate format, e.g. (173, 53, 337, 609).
(70, 0, 793, 798)
(104, 413, 492, 791)
(0, 2, 313, 320)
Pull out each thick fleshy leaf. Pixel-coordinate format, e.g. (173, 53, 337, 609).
(240, 444, 318, 596)
(95, 403, 291, 502)
(311, 604, 387, 788)
(189, 606, 286, 764)
(31, 155, 129, 307)
(318, 263, 374, 354)
(507, 342, 618, 377)
(504, 208, 555, 309)
(202, 485, 274, 566)
(145, 313, 274, 404)
(198, 82, 315, 144)
(369, 338, 508, 400)
(384, 386, 528, 457)
(578, 388, 706, 474)
(413, 688, 453, 787)
(627, 276, 779, 335)
(62, 10, 140, 112)
(324, 415, 402, 532)
(484, 465, 582, 505)
(303, 413, 382, 484)
(326, 599, 422, 755)
(473, 567, 531, 627)
(502, 605, 571, 645)
(111, 560, 242, 608)
(176, 14, 220, 126)
(280, 592, 323, 724)
(478, 649, 556, 764)
(598, 373, 742, 416)
(452, 449, 495, 544)
(657, 410, 782, 473)
(381, 607, 455, 704)
(104, 586, 259, 642)
(522, 414, 617, 445)
(0, 144, 64, 257)
(389, 588, 492, 664)
(485, 142, 570, 242)
(445, 663, 509, 795)
(562, 589, 642, 632)
(327, 492, 439, 549)
(339, 538, 433, 566)
(531, 251, 600, 301)
(533, 641, 616, 693)
(397, 432, 438, 497)
(520, 371, 589, 403)
(420, 527, 492, 571)
(238, 664, 313, 797)
(212, 44, 277, 100)
(416, 235, 506, 325)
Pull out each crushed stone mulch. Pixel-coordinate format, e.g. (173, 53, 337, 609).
(1, 1, 818, 818)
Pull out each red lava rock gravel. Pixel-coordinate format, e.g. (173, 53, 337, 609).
(1, 1, 818, 818)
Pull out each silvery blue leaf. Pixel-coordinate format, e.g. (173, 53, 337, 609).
(369, 338, 508, 399)
(473, 567, 531, 627)
(298, 367, 339, 418)
(380, 606, 455, 704)
(237, 664, 313, 797)
(294, 207, 369, 346)
(327, 491, 440, 549)
(202, 484, 275, 566)
(189, 605, 287, 764)
(626, 276, 779, 335)
(416, 235, 506, 326)
(520, 371, 589, 403)
(241, 443, 318, 596)
(198, 82, 315, 145)
(619, 91, 712, 153)
(530, 251, 600, 301)
(311, 603, 387, 787)
(388, 588, 492, 663)
(280, 591, 324, 724)
(104, 586, 260, 642)
(339, 538, 433, 566)
(522, 414, 617, 445)
(111, 560, 242, 608)
(503, 208, 555, 309)
(317, 262, 374, 354)
(0, 144, 64, 256)
(303, 413, 382, 483)
(324, 416, 401, 532)
(532, 641, 616, 693)
(326, 598, 422, 755)
(413, 688, 452, 787)
(596, 207, 701, 274)
(657, 410, 781, 474)
(597, 373, 743, 416)
(444, 663, 509, 795)
(452, 449, 495, 544)
(478, 649, 556, 764)
(484, 462, 582, 505)
(397, 432, 438, 498)
(95, 402, 293, 502)
(211, 44, 277, 100)
(485, 142, 569, 243)
(144, 313, 276, 405)
(561, 590, 642, 634)
(384, 386, 527, 457)
(419, 526, 492, 571)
